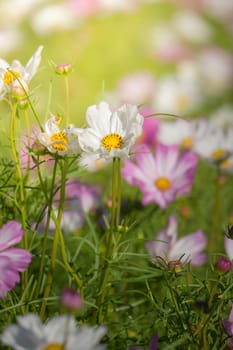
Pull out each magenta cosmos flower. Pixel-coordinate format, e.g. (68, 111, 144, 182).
(122, 143, 197, 209)
(145, 215, 208, 266)
(0, 221, 32, 298)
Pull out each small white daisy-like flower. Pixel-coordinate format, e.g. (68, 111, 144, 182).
(78, 101, 144, 160)
(0, 45, 43, 100)
(1, 313, 107, 350)
(39, 115, 81, 155)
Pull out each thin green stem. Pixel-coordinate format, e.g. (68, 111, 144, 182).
(93, 157, 119, 324)
(34, 158, 58, 300)
(116, 158, 121, 227)
(9, 103, 28, 295)
(65, 75, 70, 127)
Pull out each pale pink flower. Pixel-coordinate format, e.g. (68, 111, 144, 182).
(116, 72, 156, 105)
(0, 221, 32, 298)
(145, 215, 207, 266)
(122, 143, 197, 209)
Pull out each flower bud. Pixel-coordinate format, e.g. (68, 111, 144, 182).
(56, 63, 72, 75)
(11, 79, 28, 99)
(60, 287, 83, 312)
(167, 260, 183, 273)
(215, 256, 232, 274)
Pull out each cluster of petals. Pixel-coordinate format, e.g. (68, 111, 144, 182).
(1, 313, 107, 350)
(145, 215, 208, 266)
(122, 143, 197, 209)
(0, 221, 32, 298)
(0, 45, 43, 100)
(77, 101, 144, 161)
(39, 115, 81, 156)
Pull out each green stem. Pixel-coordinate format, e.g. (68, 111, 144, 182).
(34, 158, 58, 300)
(116, 158, 121, 227)
(65, 75, 70, 127)
(209, 167, 221, 254)
(93, 157, 119, 324)
(9, 103, 28, 294)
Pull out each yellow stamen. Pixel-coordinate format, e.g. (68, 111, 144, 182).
(212, 149, 225, 160)
(155, 177, 171, 191)
(43, 344, 64, 350)
(3, 70, 21, 85)
(181, 137, 193, 149)
(50, 131, 68, 152)
(101, 133, 124, 152)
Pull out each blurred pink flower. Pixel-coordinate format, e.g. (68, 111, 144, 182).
(145, 215, 207, 266)
(39, 180, 102, 234)
(60, 287, 83, 311)
(223, 305, 233, 337)
(20, 126, 54, 174)
(122, 143, 197, 209)
(116, 72, 156, 105)
(68, 0, 99, 16)
(0, 221, 32, 298)
(135, 107, 159, 149)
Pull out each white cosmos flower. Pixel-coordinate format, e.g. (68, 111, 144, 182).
(39, 115, 81, 155)
(0, 45, 43, 100)
(78, 101, 144, 160)
(1, 313, 107, 350)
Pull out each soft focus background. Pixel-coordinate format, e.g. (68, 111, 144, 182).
(0, 0, 233, 131)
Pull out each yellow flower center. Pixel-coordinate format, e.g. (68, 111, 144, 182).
(155, 177, 171, 191)
(212, 149, 225, 160)
(43, 344, 64, 350)
(50, 131, 68, 152)
(181, 137, 193, 149)
(3, 70, 21, 85)
(101, 133, 124, 152)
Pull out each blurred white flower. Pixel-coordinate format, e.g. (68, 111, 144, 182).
(0, 28, 24, 55)
(0, 0, 45, 25)
(99, 0, 135, 12)
(172, 10, 212, 45)
(193, 125, 233, 163)
(197, 47, 233, 95)
(79, 153, 109, 172)
(0, 45, 43, 100)
(203, 0, 233, 21)
(116, 72, 156, 105)
(152, 73, 202, 115)
(30, 3, 78, 36)
(1, 313, 107, 350)
(150, 25, 191, 63)
(157, 118, 212, 150)
(211, 105, 233, 129)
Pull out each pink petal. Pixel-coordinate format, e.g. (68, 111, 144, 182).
(0, 221, 24, 251)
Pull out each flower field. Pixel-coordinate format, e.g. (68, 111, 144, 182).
(0, 0, 233, 349)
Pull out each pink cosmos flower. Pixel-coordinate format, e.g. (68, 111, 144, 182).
(122, 143, 197, 209)
(0, 221, 32, 298)
(145, 215, 208, 266)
